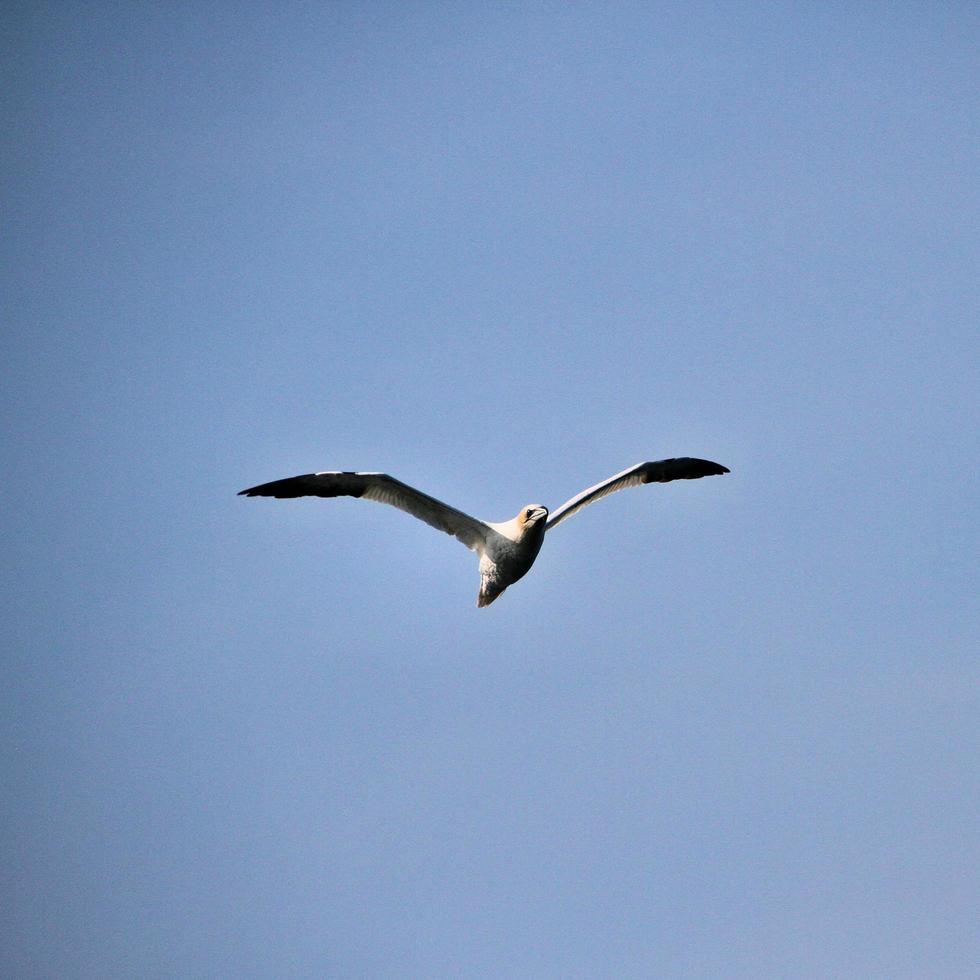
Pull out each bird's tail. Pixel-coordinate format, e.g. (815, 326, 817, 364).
(477, 585, 503, 607)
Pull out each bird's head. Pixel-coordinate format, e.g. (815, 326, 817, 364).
(517, 504, 549, 535)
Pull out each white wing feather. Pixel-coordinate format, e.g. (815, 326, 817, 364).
(546, 458, 730, 530)
(239, 471, 490, 552)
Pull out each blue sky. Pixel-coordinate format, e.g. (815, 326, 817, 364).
(2, 3, 978, 977)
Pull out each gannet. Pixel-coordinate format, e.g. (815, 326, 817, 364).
(239, 457, 730, 606)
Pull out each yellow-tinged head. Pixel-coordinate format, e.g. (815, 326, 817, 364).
(517, 504, 549, 532)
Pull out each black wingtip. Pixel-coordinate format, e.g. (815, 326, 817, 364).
(678, 458, 730, 479)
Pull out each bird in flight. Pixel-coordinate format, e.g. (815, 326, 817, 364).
(239, 457, 729, 607)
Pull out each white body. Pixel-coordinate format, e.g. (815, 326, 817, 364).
(479, 508, 548, 606)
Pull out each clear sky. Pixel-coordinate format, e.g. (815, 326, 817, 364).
(2, 3, 978, 977)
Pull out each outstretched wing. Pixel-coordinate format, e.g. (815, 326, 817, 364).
(239, 471, 490, 552)
(546, 458, 729, 530)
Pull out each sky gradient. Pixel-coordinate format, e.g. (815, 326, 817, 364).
(2, 3, 978, 977)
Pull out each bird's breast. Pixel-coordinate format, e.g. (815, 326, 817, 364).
(483, 526, 545, 583)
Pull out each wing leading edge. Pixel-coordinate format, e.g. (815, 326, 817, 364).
(239, 471, 489, 551)
(546, 457, 729, 530)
